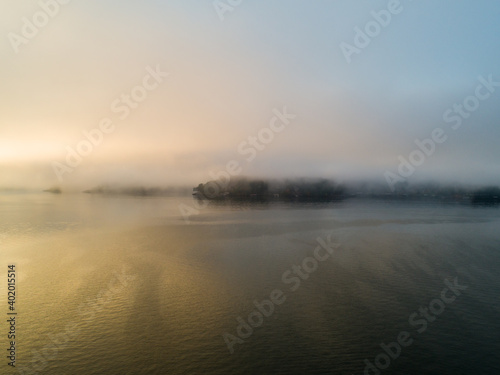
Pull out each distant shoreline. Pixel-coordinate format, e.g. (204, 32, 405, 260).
(192, 178, 500, 206)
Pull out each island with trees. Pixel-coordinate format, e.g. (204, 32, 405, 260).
(192, 177, 500, 206)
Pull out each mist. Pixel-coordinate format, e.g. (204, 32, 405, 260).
(1, 1, 500, 191)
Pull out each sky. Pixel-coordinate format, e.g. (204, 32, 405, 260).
(1, 0, 500, 191)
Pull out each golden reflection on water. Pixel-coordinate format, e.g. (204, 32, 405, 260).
(1, 220, 234, 374)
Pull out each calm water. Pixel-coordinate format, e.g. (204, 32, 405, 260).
(1, 193, 499, 374)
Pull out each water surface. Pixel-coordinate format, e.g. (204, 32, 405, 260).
(1, 193, 499, 374)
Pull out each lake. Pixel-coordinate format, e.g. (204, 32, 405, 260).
(1, 193, 499, 374)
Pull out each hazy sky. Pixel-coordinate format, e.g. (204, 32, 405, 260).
(1, 0, 500, 190)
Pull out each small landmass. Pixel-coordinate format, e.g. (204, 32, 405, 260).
(82, 185, 190, 196)
(43, 187, 62, 194)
